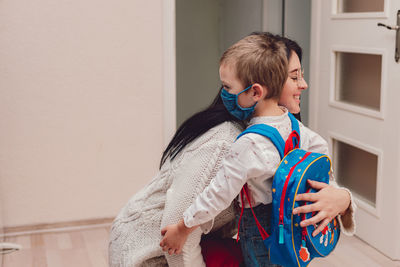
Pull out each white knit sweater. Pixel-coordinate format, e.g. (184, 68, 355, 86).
(109, 121, 243, 267)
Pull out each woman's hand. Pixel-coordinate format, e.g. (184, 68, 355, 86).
(292, 180, 350, 236)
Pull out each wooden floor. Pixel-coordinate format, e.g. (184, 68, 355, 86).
(312, 235, 400, 267)
(2, 226, 109, 267)
(2, 226, 400, 267)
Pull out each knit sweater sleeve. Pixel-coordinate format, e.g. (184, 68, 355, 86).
(160, 134, 235, 267)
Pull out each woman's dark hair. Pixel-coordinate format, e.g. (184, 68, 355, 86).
(159, 88, 246, 168)
(250, 32, 303, 121)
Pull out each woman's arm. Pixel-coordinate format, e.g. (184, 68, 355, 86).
(295, 125, 356, 236)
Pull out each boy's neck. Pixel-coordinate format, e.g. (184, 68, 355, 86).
(253, 98, 284, 117)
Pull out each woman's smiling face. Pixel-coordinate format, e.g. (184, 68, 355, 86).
(279, 51, 308, 114)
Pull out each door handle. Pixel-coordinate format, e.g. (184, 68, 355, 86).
(377, 10, 400, 62)
(0, 242, 21, 255)
(377, 23, 399, 30)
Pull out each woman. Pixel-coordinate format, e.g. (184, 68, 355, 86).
(109, 33, 355, 267)
(109, 90, 245, 267)
(264, 32, 355, 236)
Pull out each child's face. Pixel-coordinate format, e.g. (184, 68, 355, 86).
(279, 52, 308, 114)
(219, 63, 256, 108)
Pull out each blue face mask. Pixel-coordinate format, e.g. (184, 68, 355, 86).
(220, 85, 257, 120)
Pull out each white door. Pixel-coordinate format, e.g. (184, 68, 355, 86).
(309, 0, 400, 260)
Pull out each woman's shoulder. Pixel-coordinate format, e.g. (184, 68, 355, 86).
(187, 121, 243, 150)
(298, 122, 329, 153)
(206, 121, 243, 140)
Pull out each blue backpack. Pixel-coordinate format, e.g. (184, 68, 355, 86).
(236, 113, 340, 267)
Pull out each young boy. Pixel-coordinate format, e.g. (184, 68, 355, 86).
(160, 34, 329, 266)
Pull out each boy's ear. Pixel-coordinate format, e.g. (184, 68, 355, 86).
(251, 83, 266, 100)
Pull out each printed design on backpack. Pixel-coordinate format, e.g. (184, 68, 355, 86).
(299, 240, 310, 262)
(236, 113, 340, 267)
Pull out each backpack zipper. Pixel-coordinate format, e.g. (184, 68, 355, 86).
(278, 152, 311, 244)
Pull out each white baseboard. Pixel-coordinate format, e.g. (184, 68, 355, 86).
(1, 217, 113, 238)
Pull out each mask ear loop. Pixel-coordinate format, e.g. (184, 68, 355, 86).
(235, 85, 258, 110)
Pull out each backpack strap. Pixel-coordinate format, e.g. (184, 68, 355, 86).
(237, 184, 270, 241)
(285, 112, 301, 153)
(236, 124, 286, 159)
(236, 113, 301, 242)
(237, 113, 301, 157)
(288, 112, 300, 141)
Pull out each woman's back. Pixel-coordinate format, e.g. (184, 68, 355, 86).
(109, 121, 242, 267)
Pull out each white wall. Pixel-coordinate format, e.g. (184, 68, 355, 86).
(0, 0, 164, 227)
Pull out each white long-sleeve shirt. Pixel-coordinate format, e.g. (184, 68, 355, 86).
(183, 107, 330, 228)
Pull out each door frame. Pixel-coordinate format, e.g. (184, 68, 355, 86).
(162, 0, 177, 147)
(309, 0, 322, 129)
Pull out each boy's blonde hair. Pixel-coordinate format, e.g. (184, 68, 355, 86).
(220, 34, 288, 99)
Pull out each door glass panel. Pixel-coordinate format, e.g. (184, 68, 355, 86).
(337, 0, 384, 13)
(335, 52, 382, 110)
(333, 139, 377, 207)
